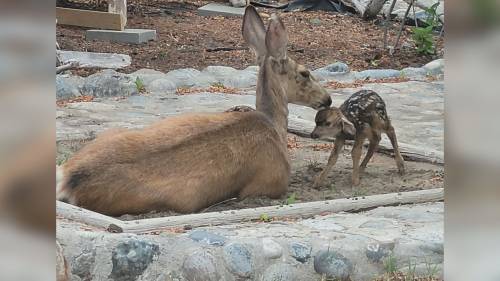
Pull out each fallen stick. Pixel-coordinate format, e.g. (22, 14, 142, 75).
(56, 61, 80, 74)
(57, 188, 443, 234)
(206, 46, 248, 52)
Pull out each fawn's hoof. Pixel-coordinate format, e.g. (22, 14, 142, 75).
(397, 164, 406, 176)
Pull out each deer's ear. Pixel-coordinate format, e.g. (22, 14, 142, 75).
(265, 14, 288, 59)
(341, 116, 356, 136)
(242, 6, 267, 62)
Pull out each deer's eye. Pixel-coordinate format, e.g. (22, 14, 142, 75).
(299, 70, 310, 78)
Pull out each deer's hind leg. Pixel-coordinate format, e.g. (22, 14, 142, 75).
(360, 129, 380, 173)
(351, 132, 366, 186)
(386, 125, 406, 175)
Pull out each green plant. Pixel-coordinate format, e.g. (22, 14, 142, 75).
(383, 254, 398, 274)
(260, 213, 271, 222)
(211, 82, 225, 88)
(135, 77, 146, 93)
(406, 259, 416, 280)
(285, 193, 296, 205)
(411, 2, 439, 55)
(424, 257, 440, 278)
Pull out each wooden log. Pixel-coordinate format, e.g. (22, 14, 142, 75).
(56, 7, 124, 30)
(56, 201, 123, 231)
(121, 188, 443, 233)
(57, 189, 443, 234)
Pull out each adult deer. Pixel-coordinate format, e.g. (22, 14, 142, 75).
(57, 6, 331, 216)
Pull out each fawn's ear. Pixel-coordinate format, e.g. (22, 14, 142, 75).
(341, 116, 356, 136)
(242, 6, 267, 62)
(265, 14, 288, 60)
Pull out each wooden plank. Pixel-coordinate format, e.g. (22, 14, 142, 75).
(57, 188, 443, 234)
(56, 7, 124, 31)
(108, 0, 127, 29)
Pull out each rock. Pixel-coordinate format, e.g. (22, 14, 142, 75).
(365, 242, 395, 263)
(223, 243, 253, 278)
(262, 238, 282, 259)
(318, 62, 350, 74)
(423, 59, 444, 75)
(355, 69, 401, 80)
(56, 241, 70, 281)
(109, 239, 160, 281)
(313, 250, 353, 281)
(290, 242, 311, 263)
(57, 50, 131, 69)
(56, 75, 83, 100)
(164, 68, 216, 88)
(129, 69, 167, 85)
(188, 230, 227, 246)
(201, 66, 257, 88)
(71, 251, 96, 280)
(82, 69, 138, 97)
(310, 18, 321, 25)
(148, 78, 178, 94)
(401, 67, 428, 79)
(182, 250, 221, 281)
(260, 264, 299, 281)
(229, 0, 246, 7)
(359, 220, 395, 229)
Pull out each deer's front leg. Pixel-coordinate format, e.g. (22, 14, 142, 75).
(313, 137, 345, 188)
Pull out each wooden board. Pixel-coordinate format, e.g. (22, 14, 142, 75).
(56, 7, 125, 31)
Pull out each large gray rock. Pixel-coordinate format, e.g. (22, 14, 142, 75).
(401, 67, 428, 79)
(223, 243, 253, 278)
(165, 68, 217, 88)
(314, 250, 353, 281)
(109, 239, 160, 281)
(423, 59, 444, 75)
(56, 74, 83, 100)
(262, 238, 283, 259)
(57, 50, 131, 69)
(355, 69, 401, 80)
(82, 69, 138, 97)
(315, 62, 350, 74)
(182, 250, 221, 281)
(202, 66, 258, 88)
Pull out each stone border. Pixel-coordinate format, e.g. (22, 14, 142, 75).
(57, 188, 443, 234)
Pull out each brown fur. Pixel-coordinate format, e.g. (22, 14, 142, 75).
(58, 7, 326, 216)
(311, 90, 406, 187)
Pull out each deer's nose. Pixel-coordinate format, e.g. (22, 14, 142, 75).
(311, 132, 319, 139)
(323, 96, 332, 107)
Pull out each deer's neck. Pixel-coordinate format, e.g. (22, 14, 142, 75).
(255, 59, 289, 144)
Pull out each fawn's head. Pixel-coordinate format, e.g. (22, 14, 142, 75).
(242, 6, 331, 110)
(311, 107, 356, 139)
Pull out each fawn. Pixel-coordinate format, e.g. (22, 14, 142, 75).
(56, 7, 332, 216)
(310, 90, 406, 187)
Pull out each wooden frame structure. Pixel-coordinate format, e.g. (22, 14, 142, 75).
(56, 0, 127, 31)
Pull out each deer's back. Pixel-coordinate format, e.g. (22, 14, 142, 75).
(340, 90, 390, 130)
(62, 111, 289, 215)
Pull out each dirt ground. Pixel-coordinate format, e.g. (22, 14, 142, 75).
(77, 133, 442, 220)
(56, 0, 444, 75)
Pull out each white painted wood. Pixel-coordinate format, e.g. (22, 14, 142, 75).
(57, 188, 443, 234)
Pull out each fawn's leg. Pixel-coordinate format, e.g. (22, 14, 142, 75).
(386, 125, 406, 175)
(313, 137, 345, 188)
(351, 133, 366, 186)
(360, 130, 381, 173)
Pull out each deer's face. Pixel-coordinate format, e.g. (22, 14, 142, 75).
(311, 107, 355, 139)
(286, 60, 332, 110)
